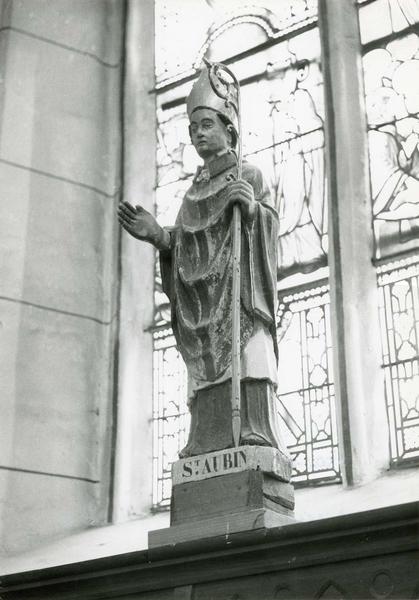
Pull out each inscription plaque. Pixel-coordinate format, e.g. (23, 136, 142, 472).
(172, 445, 292, 485)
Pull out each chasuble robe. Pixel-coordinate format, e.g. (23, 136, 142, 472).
(160, 152, 286, 456)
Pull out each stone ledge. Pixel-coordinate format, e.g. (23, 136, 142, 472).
(149, 507, 295, 550)
(1, 502, 418, 599)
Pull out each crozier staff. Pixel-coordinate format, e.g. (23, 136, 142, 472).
(118, 61, 288, 458)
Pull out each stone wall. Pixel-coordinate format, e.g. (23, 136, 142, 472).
(0, 0, 124, 553)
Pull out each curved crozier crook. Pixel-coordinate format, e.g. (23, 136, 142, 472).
(202, 57, 242, 177)
(203, 58, 239, 114)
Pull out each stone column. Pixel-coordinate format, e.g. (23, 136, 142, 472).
(319, 0, 389, 486)
(0, 0, 124, 553)
(112, 0, 157, 521)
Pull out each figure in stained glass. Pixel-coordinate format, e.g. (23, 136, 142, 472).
(364, 35, 419, 258)
(269, 43, 326, 276)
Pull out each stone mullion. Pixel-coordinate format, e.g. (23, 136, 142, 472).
(113, 0, 157, 521)
(318, 0, 389, 486)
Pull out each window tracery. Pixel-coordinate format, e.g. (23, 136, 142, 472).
(377, 257, 419, 464)
(155, 0, 318, 88)
(277, 284, 340, 484)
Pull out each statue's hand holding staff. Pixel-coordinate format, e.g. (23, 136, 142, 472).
(118, 202, 170, 250)
(226, 179, 256, 222)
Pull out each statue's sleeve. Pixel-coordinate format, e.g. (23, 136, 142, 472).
(159, 228, 175, 301)
(242, 163, 279, 359)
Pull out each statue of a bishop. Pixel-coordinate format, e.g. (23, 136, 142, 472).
(118, 62, 288, 459)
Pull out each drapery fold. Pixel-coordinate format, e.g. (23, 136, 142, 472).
(160, 159, 278, 387)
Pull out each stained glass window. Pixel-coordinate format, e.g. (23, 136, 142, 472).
(360, 0, 419, 260)
(359, 0, 419, 466)
(152, 0, 337, 509)
(155, 30, 327, 275)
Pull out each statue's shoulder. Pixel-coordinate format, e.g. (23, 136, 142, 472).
(242, 160, 262, 178)
(242, 161, 272, 204)
(242, 160, 266, 187)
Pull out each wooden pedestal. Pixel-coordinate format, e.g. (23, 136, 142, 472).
(149, 445, 295, 549)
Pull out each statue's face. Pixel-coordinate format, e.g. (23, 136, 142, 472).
(189, 108, 230, 159)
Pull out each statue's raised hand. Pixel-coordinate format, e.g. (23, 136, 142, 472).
(118, 202, 170, 250)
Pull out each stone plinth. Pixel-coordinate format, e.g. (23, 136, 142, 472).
(171, 471, 294, 525)
(149, 445, 295, 549)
